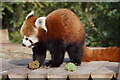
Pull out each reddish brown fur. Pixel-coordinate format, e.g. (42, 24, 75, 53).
(21, 9, 85, 43)
(82, 47, 120, 62)
(20, 16, 38, 38)
(45, 9, 85, 43)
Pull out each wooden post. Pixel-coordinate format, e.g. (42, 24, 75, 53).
(0, 29, 9, 43)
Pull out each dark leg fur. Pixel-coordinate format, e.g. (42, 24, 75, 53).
(46, 40, 66, 67)
(66, 43, 83, 66)
(32, 42, 46, 66)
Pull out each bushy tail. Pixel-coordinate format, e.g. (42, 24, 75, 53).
(82, 45, 120, 62)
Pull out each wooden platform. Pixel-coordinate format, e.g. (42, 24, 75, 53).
(0, 43, 120, 79)
(0, 58, 120, 80)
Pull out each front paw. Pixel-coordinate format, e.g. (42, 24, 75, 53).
(44, 60, 61, 67)
(73, 62, 81, 66)
(44, 60, 52, 67)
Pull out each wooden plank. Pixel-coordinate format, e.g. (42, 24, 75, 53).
(47, 68, 67, 80)
(117, 63, 120, 80)
(1, 58, 18, 71)
(69, 61, 109, 79)
(28, 60, 53, 79)
(28, 68, 50, 80)
(0, 43, 32, 54)
(47, 62, 87, 80)
(28, 63, 67, 80)
(0, 58, 9, 79)
(1, 58, 31, 79)
(91, 62, 119, 79)
(28, 62, 87, 80)
(0, 52, 32, 59)
(8, 67, 30, 80)
(1, 58, 31, 71)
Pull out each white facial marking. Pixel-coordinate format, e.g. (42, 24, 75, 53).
(35, 17, 47, 32)
(22, 35, 38, 48)
(26, 11, 34, 20)
(29, 35, 38, 43)
(22, 36, 32, 47)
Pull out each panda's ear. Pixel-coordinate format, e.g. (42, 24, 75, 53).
(26, 11, 34, 19)
(35, 17, 47, 32)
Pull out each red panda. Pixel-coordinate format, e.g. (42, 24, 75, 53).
(20, 9, 86, 67)
(20, 9, 120, 67)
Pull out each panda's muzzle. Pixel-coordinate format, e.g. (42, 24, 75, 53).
(22, 39, 36, 48)
(29, 39, 39, 48)
(22, 43, 26, 47)
(28, 39, 36, 47)
(29, 39, 33, 44)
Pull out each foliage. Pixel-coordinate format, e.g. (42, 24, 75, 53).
(1, 2, 120, 47)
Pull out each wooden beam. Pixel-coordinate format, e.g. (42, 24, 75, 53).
(8, 67, 30, 79)
(1, 58, 32, 71)
(28, 68, 50, 80)
(47, 68, 67, 80)
(0, 58, 119, 80)
(91, 62, 119, 78)
(1, 58, 32, 80)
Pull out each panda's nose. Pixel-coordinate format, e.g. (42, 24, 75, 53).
(22, 43, 26, 47)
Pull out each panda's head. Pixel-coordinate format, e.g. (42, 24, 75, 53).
(20, 11, 47, 48)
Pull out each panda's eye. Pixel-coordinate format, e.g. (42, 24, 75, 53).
(39, 21, 42, 24)
(25, 37, 28, 40)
